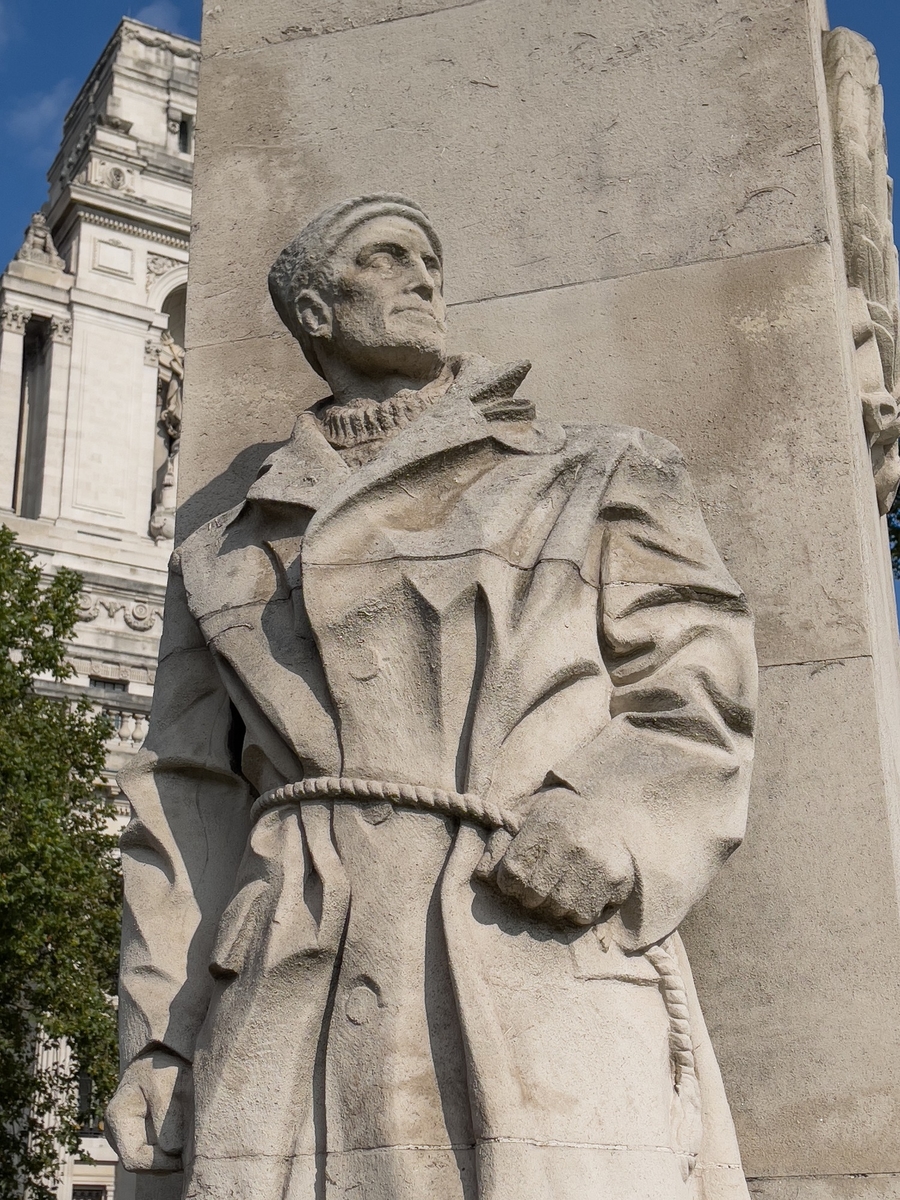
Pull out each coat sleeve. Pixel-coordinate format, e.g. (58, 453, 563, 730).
(117, 555, 251, 1067)
(551, 430, 757, 950)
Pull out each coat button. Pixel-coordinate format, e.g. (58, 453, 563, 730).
(348, 645, 382, 681)
(346, 982, 380, 1026)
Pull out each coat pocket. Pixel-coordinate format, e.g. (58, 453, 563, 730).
(209, 805, 345, 982)
(210, 878, 270, 978)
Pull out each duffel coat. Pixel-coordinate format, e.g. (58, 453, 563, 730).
(118, 355, 757, 1200)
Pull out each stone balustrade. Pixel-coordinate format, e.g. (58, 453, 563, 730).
(104, 709, 149, 751)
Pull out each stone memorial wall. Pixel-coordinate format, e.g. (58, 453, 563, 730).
(126, 1, 900, 1195)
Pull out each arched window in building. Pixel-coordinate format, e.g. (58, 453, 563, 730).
(161, 282, 186, 348)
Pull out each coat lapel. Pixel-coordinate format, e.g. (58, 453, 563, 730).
(235, 355, 565, 575)
(301, 357, 563, 552)
(246, 409, 352, 510)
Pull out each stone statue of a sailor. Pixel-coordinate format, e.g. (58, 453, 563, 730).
(107, 194, 758, 1200)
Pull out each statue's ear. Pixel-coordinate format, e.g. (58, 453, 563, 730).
(295, 289, 332, 342)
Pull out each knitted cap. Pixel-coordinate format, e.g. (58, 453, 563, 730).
(268, 194, 443, 377)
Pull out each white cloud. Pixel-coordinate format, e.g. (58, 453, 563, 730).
(7, 80, 75, 166)
(134, 1, 186, 33)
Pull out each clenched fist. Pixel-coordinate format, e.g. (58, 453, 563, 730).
(105, 1049, 191, 1171)
(477, 788, 634, 926)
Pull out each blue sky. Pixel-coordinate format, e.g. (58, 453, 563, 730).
(0, 1, 895, 270)
(0, 0, 200, 267)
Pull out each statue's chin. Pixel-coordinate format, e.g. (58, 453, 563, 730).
(353, 339, 447, 382)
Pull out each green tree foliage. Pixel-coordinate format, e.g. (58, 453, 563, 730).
(0, 525, 120, 1199)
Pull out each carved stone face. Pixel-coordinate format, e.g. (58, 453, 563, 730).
(307, 214, 447, 380)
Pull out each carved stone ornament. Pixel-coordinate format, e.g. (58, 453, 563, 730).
(71, 654, 156, 687)
(15, 212, 65, 270)
(77, 594, 101, 622)
(148, 331, 184, 543)
(0, 305, 31, 333)
(49, 315, 73, 345)
(124, 601, 159, 632)
(76, 592, 162, 631)
(146, 252, 182, 291)
(109, 195, 758, 1199)
(144, 337, 162, 366)
(97, 111, 133, 136)
(825, 28, 900, 515)
(122, 23, 201, 61)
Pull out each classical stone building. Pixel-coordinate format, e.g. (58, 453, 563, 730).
(0, 17, 198, 1200)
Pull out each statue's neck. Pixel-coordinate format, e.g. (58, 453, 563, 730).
(316, 361, 456, 468)
(321, 355, 450, 410)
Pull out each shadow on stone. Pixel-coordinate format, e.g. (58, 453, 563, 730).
(175, 440, 285, 543)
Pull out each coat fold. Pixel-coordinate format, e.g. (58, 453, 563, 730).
(118, 357, 756, 1200)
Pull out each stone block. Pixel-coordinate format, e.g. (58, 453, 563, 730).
(450, 242, 874, 669)
(685, 656, 900, 1178)
(201, 0, 483, 57)
(187, 0, 827, 351)
(749, 1178, 900, 1199)
(176, 331, 303, 533)
(171, 0, 900, 1194)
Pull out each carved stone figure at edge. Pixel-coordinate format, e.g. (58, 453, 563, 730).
(106, 195, 758, 1200)
(149, 331, 185, 543)
(825, 28, 900, 515)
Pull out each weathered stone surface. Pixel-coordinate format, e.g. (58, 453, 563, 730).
(686, 656, 900, 1178)
(187, 0, 827, 351)
(202, 0, 485, 57)
(150, 0, 900, 1195)
(112, 198, 758, 1197)
(749, 1178, 900, 1199)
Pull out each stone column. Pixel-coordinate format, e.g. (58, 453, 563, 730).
(169, 0, 900, 1195)
(38, 315, 73, 520)
(0, 305, 29, 512)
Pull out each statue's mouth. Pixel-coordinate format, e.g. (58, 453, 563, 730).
(392, 305, 445, 332)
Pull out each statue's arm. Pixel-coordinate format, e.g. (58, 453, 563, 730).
(109, 559, 250, 1167)
(493, 430, 757, 948)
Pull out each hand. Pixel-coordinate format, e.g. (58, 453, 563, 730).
(105, 1049, 191, 1172)
(477, 788, 634, 926)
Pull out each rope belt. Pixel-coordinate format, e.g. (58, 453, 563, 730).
(252, 774, 701, 1174)
(251, 775, 524, 834)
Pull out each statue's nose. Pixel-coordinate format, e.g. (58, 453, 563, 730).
(407, 256, 435, 299)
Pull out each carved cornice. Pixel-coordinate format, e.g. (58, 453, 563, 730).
(0, 305, 31, 333)
(71, 654, 157, 686)
(122, 25, 201, 62)
(81, 210, 189, 250)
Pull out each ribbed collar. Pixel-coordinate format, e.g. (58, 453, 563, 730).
(244, 354, 564, 513)
(315, 362, 456, 466)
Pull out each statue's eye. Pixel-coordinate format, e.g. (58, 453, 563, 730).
(361, 243, 406, 270)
